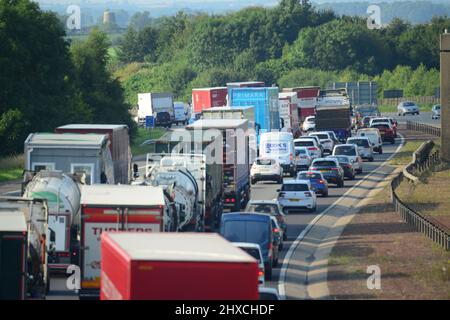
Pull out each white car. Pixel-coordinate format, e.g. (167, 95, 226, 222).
(332, 144, 363, 173)
(277, 179, 317, 213)
(397, 101, 420, 116)
(250, 158, 283, 184)
(302, 116, 315, 132)
(346, 137, 374, 162)
(308, 131, 335, 154)
(357, 128, 383, 154)
(294, 138, 322, 159)
(369, 117, 391, 127)
(233, 242, 265, 286)
(294, 147, 313, 171)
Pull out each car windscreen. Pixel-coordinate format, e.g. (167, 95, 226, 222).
(348, 139, 369, 147)
(241, 247, 261, 262)
(295, 140, 314, 147)
(404, 102, 415, 106)
(312, 134, 328, 140)
(222, 221, 268, 245)
(334, 156, 350, 163)
(334, 146, 356, 156)
(298, 173, 322, 180)
(372, 124, 389, 130)
(256, 159, 275, 166)
(307, 118, 315, 123)
(247, 204, 279, 215)
(372, 119, 386, 123)
(312, 160, 337, 167)
(296, 149, 307, 155)
(281, 183, 309, 192)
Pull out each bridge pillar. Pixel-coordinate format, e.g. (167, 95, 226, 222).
(440, 32, 450, 162)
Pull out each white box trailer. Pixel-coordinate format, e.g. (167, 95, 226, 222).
(138, 92, 174, 123)
(24, 133, 115, 185)
(78, 184, 166, 299)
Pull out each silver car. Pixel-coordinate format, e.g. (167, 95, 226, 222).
(431, 104, 441, 119)
(397, 101, 420, 116)
(346, 137, 374, 162)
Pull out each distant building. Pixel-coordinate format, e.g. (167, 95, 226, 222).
(103, 10, 116, 25)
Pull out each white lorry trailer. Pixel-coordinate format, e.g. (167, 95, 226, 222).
(22, 170, 82, 272)
(0, 196, 50, 299)
(138, 92, 175, 124)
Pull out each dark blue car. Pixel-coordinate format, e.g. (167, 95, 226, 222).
(296, 171, 329, 197)
(220, 212, 277, 280)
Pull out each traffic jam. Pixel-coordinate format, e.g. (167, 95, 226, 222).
(0, 83, 400, 301)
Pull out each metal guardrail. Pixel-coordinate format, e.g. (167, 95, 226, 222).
(403, 141, 438, 183)
(391, 147, 449, 250)
(406, 120, 441, 137)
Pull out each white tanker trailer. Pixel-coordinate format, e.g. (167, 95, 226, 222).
(144, 153, 206, 232)
(23, 170, 82, 271)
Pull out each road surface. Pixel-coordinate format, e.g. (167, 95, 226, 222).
(383, 111, 440, 127)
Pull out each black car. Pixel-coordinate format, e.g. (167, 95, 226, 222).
(326, 155, 355, 180)
(155, 112, 172, 128)
(309, 158, 345, 187)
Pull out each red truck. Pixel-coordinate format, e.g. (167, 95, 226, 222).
(192, 87, 228, 114)
(283, 86, 320, 122)
(100, 233, 259, 300)
(55, 124, 131, 184)
(78, 184, 166, 299)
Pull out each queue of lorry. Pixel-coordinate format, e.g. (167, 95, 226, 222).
(1, 80, 386, 301)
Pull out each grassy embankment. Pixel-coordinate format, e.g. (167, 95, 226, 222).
(131, 127, 167, 156)
(0, 155, 24, 182)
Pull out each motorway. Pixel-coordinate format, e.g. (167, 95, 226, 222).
(254, 135, 403, 294)
(17, 125, 404, 300)
(384, 111, 441, 127)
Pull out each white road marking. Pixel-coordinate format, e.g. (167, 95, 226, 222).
(277, 134, 405, 300)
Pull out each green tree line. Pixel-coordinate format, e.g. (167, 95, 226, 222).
(114, 1, 447, 105)
(0, 0, 134, 157)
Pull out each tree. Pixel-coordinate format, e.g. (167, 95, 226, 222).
(0, 0, 90, 155)
(71, 28, 135, 134)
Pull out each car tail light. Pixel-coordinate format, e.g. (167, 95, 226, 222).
(273, 228, 279, 233)
(319, 180, 325, 183)
(258, 270, 264, 277)
(310, 167, 317, 171)
(308, 147, 317, 151)
(305, 192, 312, 197)
(290, 154, 293, 161)
(331, 167, 339, 171)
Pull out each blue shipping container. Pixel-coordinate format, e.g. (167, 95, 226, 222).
(229, 87, 280, 133)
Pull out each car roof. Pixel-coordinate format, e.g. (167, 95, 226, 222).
(222, 212, 272, 221)
(294, 137, 315, 142)
(248, 200, 279, 205)
(309, 131, 329, 135)
(348, 136, 370, 141)
(334, 144, 357, 148)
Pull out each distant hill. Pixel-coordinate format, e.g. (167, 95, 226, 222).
(313, 1, 450, 24)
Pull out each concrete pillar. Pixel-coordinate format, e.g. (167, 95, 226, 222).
(440, 32, 450, 162)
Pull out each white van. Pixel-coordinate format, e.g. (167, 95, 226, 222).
(356, 128, 383, 154)
(259, 132, 296, 177)
(173, 102, 187, 125)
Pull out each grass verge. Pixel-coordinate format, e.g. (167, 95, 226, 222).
(131, 127, 167, 156)
(0, 154, 24, 182)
